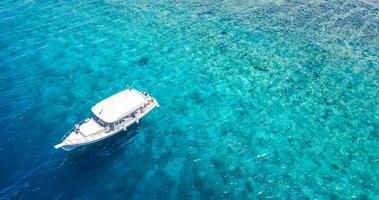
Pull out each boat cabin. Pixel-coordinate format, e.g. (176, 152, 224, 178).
(90, 89, 148, 132)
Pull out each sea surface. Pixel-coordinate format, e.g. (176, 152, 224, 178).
(0, 0, 378, 199)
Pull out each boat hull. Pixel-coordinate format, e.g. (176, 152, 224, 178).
(62, 145, 78, 151)
(55, 127, 126, 151)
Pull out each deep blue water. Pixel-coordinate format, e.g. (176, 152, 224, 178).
(0, 0, 378, 199)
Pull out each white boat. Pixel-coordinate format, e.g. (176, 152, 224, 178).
(54, 89, 159, 151)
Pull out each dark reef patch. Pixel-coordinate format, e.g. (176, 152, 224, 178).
(137, 57, 149, 66)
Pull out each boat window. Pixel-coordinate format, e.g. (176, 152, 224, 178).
(93, 115, 108, 127)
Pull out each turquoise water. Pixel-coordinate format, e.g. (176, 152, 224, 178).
(0, 0, 378, 199)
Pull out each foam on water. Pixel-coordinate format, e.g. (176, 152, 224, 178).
(0, 0, 378, 199)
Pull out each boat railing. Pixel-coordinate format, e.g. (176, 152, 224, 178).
(61, 118, 87, 141)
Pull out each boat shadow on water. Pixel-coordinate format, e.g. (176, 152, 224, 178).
(4, 124, 147, 199)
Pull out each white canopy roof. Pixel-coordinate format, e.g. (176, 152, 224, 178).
(91, 89, 147, 123)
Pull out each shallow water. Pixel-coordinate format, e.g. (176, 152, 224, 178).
(0, 0, 378, 199)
